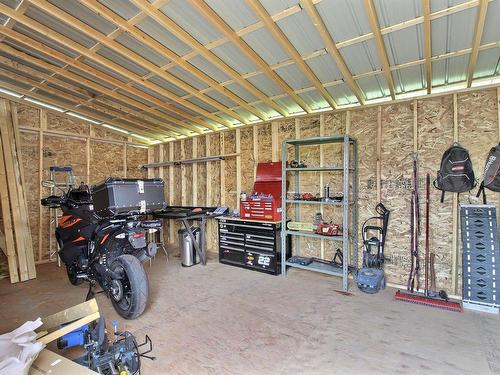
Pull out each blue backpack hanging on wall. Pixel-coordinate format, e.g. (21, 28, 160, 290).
(433, 143, 476, 203)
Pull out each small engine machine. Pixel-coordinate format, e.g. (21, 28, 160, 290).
(357, 203, 390, 294)
(57, 317, 154, 374)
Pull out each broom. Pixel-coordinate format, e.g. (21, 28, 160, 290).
(395, 173, 463, 312)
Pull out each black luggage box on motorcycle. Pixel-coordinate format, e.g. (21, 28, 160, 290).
(92, 178, 165, 217)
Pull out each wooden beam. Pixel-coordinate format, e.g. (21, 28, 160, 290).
(423, 0, 432, 94)
(300, 0, 365, 105)
(0, 99, 29, 281)
(253, 125, 258, 180)
(0, 43, 186, 138)
(377, 106, 382, 202)
(0, 128, 19, 283)
(271, 121, 279, 162)
(498, 87, 500, 142)
(0, 66, 171, 140)
(235, 129, 241, 200)
(38, 312, 100, 345)
(189, 0, 310, 114)
(27, 0, 246, 128)
(168, 142, 174, 243)
(38, 110, 45, 262)
(130, 0, 288, 119)
(220, 133, 226, 206)
(0, 17, 210, 135)
(364, 0, 396, 99)
(0, 79, 163, 141)
(246, 0, 337, 109)
(81, 0, 274, 124)
(466, 0, 488, 87)
(10, 102, 36, 279)
(192, 138, 198, 206)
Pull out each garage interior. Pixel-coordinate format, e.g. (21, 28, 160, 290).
(0, 0, 499, 374)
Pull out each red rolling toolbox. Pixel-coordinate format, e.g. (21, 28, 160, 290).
(240, 162, 286, 221)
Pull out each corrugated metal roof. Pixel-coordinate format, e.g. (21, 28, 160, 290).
(96, 45, 149, 76)
(275, 63, 311, 90)
(204, 0, 259, 30)
(430, 0, 470, 13)
(0, 49, 52, 75)
(3, 37, 67, 67)
(482, 0, 500, 44)
(393, 64, 426, 93)
(187, 54, 231, 83)
(97, 0, 140, 21)
(298, 89, 329, 110)
(11, 23, 80, 59)
(25, 5, 97, 48)
(246, 74, 283, 97)
(316, 0, 372, 42)
(186, 95, 218, 113)
(224, 82, 259, 103)
(275, 10, 325, 56)
(306, 53, 343, 82)
(432, 54, 469, 85)
(274, 96, 303, 114)
(131, 82, 173, 103)
(233, 107, 258, 122)
(356, 74, 390, 99)
(1, 0, 20, 10)
(211, 42, 258, 75)
(374, 0, 422, 28)
(204, 90, 238, 108)
(115, 32, 170, 67)
(326, 83, 358, 105)
(242, 27, 290, 66)
(167, 65, 209, 91)
(67, 66, 115, 89)
(383, 25, 424, 66)
(474, 47, 500, 78)
(83, 57, 131, 83)
(431, 6, 478, 55)
(340, 39, 383, 75)
(252, 102, 280, 118)
(0, 73, 33, 90)
(148, 74, 188, 97)
(160, 0, 223, 45)
(259, 0, 299, 15)
(48, 0, 116, 35)
(136, 16, 193, 56)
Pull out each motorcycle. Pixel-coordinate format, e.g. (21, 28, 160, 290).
(41, 180, 162, 319)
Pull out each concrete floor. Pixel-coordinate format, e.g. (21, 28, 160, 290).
(1, 251, 500, 375)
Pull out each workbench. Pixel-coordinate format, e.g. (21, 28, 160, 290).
(154, 206, 228, 265)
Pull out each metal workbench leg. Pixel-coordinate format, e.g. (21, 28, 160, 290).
(281, 141, 287, 276)
(342, 135, 350, 291)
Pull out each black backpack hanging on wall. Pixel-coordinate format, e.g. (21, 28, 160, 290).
(433, 143, 476, 203)
(476, 143, 500, 203)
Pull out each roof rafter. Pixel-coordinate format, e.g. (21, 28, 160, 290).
(0, 53, 179, 139)
(245, 0, 337, 109)
(467, 0, 488, 87)
(0, 78, 162, 141)
(423, 0, 432, 94)
(81, 0, 274, 124)
(22, 0, 230, 131)
(129, 0, 289, 118)
(363, 0, 396, 99)
(0, 27, 196, 137)
(189, 0, 312, 113)
(300, 0, 365, 105)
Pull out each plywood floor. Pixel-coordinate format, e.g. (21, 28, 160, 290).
(1, 251, 500, 374)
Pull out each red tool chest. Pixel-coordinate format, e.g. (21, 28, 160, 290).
(240, 162, 285, 221)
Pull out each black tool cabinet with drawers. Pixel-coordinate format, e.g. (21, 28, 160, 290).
(217, 217, 290, 275)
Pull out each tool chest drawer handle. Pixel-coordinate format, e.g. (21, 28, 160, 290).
(220, 239, 245, 246)
(219, 229, 245, 236)
(245, 243, 274, 251)
(246, 233, 275, 240)
(222, 223, 273, 230)
(220, 245, 245, 252)
(245, 238, 275, 246)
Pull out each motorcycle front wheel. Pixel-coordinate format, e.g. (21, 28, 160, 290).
(109, 254, 149, 319)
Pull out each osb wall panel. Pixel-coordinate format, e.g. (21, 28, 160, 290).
(156, 88, 500, 292)
(19, 131, 40, 261)
(257, 122, 272, 162)
(457, 89, 499, 292)
(47, 112, 89, 135)
(92, 126, 128, 142)
(223, 130, 237, 210)
(41, 135, 87, 259)
(240, 128, 254, 195)
(89, 141, 124, 184)
(350, 107, 378, 268)
(183, 139, 193, 205)
(417, 95, 454, 292)
(380, 102, 414, 287)
(17, 104, 39, 129)
(126, 145, 147, 179)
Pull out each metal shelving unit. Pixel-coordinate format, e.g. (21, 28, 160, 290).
(281, 135, 358, 291)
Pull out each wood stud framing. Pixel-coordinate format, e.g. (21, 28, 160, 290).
(364, 0, 396, 100)
(246, 0, 338, 110)
(466, 0, 488, 87)
(423, 0, 433, 94)
(300, 0, 365, 105)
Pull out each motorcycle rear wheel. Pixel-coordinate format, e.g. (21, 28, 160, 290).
(110, 254, 149, 319)
(66, 265, 83, 286)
